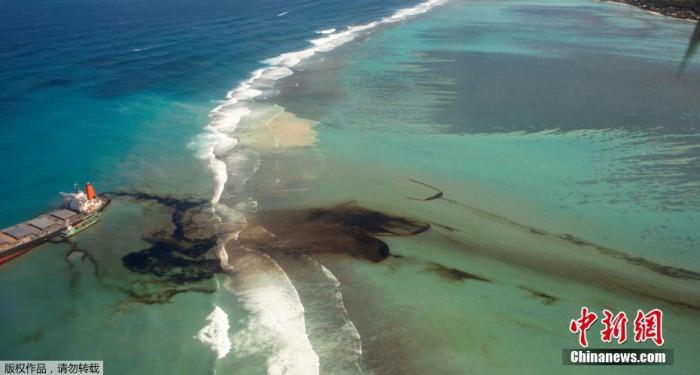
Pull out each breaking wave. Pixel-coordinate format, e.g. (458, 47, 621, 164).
(226, 249, 320, 375)
(308, 258, 364, 373)
(196, 305, 232, 359)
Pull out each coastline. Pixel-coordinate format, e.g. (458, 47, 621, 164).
(603, 0, 699, 21)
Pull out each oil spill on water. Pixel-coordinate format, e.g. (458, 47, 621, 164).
(107, 194, 436, 305)
(556, 233, 700, 282)
(427, 262, 491, 283)
(236, 202, 431, 262)
(406, 178, 700, 282)
(390, 254, 561, 306)
(519, 286, 558, 305)
(65, 240, 100, 277)
(112, 192, 222, 284)
(407, 179, 444, 201)
(43, 192, 224, 308)
(405, 179, 700, 310)
(108, 186, 700, 313)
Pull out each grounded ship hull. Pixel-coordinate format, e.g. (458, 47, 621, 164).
(0, 246, 35, 266)
(0, 194, 110, 266)
(0, 229, 71, 264)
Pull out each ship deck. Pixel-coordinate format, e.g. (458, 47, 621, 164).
(0, 197, 109, 255)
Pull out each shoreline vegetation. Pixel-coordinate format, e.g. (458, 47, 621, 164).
(605, 0, 699, 20)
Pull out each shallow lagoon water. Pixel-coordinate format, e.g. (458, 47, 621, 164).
(250, 0, 700, 373)
(275, 0, 700, 267)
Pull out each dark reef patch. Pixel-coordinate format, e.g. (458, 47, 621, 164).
(109, 192, 222, 284)
(236, 203, 430, 262)
(427, 262, 491, 283)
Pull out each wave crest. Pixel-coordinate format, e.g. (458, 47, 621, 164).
(196, 305, 232, 359)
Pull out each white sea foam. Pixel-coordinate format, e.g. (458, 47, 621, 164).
(260, 67, 294, 81)
(196, 305, 232, 359)
(212, 134, 238, 156)
(262, 0, 445, 68)
(209, 151, 228, 204)
(310, 31, 357, 52)
(132, 46, 154, 53)
(259, 255, 363, 373)
(314, 260, 363, 359)
(235, 88, 265, 100)
(227, 250, 320, 375)
(212, 107, 252, 133)
(217, 242, 235, 272)
(316, 28, 336, 35)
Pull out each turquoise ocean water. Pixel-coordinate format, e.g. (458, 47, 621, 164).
(1, 0, 699, 374)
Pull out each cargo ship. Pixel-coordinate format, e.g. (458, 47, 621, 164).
(0, 183, 110, 266)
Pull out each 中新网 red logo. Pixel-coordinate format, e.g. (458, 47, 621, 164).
(569, 307, 664, 347)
